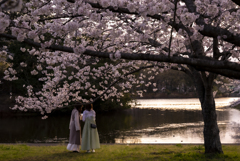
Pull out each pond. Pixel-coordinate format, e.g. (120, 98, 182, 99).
(1, 97, 240, 144)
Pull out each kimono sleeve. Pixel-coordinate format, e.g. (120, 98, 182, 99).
(82, 110, 86, 122)
(69, 116, 71, 129)
(74, 111, 80, 131)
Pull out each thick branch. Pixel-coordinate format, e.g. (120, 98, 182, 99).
(0, 0, 8, 6)
(1, 33, 240, 79)
(183, 0, 240, 47)
(83, 50, 240, 74)
(0, 33, 74, 53)
(199, 23, 240, 47)
(195, 67, 240, 79)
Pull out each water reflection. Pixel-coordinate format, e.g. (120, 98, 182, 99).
(0, 115, 69, 143)
(112, 108, 231, 144)
(113, 110, 231, 144)
(115, 98, 240, 144)
(0, 98, 240, 144)
(133, 97, 240, 110)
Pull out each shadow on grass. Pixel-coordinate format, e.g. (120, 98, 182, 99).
(150, 151, 175, 155)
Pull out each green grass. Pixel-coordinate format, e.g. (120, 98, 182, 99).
(0, 144, 240, 161)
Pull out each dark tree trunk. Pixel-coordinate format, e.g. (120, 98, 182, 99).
(201, 84, 223, 153)
(188, 67, 223, 153)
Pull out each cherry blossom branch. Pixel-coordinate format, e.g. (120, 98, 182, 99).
(0, 33, 74, 52)
(91, 65, 155, 104)
(85, 0, 240, 47)
(76, 64, 187, 107)
(183, 0, 240, 47)
(119, 16, 165, 49)
(1, 33, 240, 78)
(69, 65, 158, 107)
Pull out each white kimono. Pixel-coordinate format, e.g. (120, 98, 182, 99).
(67, 108, 81, 152)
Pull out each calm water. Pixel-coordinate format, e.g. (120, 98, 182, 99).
(1, 98, 240, 144)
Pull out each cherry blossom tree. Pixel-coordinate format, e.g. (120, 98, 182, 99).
(1, 0, 240, 153)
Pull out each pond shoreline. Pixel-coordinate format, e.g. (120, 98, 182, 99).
(1, 96, 240, 116)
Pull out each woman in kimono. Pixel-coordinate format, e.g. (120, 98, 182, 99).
(67, 105, 82, 152)
(81, 104, 100, 153)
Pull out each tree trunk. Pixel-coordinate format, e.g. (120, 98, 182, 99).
(187, 67, 223, 153)
(201, 82, 223, 153)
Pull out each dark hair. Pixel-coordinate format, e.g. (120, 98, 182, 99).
(75, 104, 83, 112)
(85, 104, 93, 111)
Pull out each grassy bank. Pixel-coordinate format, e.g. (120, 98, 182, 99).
(0, 144, 240, 161)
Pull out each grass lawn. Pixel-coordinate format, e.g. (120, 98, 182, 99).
(0, 144, 240, 161)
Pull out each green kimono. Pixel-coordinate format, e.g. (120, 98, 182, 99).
(81, 115, 100, 150)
